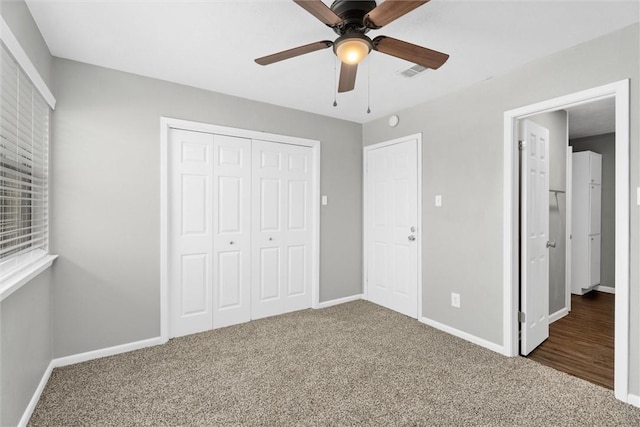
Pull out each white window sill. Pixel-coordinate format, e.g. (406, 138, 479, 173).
(0, 254, 58, 302)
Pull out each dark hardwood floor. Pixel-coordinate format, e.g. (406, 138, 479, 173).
(527, 291, 614, 389)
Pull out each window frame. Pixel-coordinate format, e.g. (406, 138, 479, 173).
(0, 17, 56, 301)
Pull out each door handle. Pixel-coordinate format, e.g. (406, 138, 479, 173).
(408, 235, 416, 241)
(546, 241, 556, 248)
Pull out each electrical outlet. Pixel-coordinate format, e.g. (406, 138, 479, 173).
(451, 292, 460, 308)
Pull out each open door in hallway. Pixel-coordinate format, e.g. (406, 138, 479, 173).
(520, 119, 550, 355)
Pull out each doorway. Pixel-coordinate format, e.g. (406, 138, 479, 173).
(363, 134, 422, 319)
(520, 99, 616, 389)
(503, 80, 630, 402)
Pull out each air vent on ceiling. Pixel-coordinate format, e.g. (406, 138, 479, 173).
(397, 64, 428, 78)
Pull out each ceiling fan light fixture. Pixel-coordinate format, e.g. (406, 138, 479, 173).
(334, 34, 372, 65)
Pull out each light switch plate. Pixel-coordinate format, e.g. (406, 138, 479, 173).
(435, 195, 442, 207)
(637, 187, 640, 206)
(322, 195, 328, 206)
(451, 292, 460, 308)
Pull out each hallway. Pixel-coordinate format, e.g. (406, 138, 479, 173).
(527, 292, 614, 389)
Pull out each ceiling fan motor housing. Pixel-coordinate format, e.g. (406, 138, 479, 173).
(330, 0, 377, 34)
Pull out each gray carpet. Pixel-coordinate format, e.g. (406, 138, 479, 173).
(29, 300, 640, 426)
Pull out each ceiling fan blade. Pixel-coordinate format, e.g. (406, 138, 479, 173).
(338, 62, 357, 93)
(372, 36, 449, 69)
(255, 40, 333, 66)
(293, 0, 344, 26)
(365, 0, 430, 29)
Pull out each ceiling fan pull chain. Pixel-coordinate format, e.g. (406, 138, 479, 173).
(366, 55, 371, 114)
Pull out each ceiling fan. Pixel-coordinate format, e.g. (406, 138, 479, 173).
(255, 0, 449, 93)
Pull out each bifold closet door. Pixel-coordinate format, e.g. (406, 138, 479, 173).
(169, 129, 215, 337)
(212, 134, 252, 328)
(170, 130, 312, 336)
(251, 140, 313, 319)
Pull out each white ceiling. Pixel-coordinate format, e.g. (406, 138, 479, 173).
(567, 97, 615, 140)
(26, 0, 640, 124)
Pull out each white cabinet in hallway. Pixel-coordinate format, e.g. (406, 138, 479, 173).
(571, 150, 602, 295)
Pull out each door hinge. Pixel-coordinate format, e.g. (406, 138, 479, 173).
(518, 140, 525, 151)
(518, 311, 526, 323)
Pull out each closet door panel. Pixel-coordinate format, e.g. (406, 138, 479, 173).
(180, 254, 209, 315)
(217, 251, 242, 308)
(252, 141, 286, 319)
(169, 129, 214, 338)
(283, 144, 313, 312)
(259, 247, 281, 301)
(287, 245, 306, 296)
(213, 134, 252, 328)
(252, 140, 313, 319)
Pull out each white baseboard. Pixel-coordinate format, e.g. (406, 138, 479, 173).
(18, 361, 54, 427)
(628, 393, 640, 407)
(18, 336, 166, 426)
(53, 336, 166, 367)
(549, 307, 569, 323)
(420, 316, 505, 355)
(595, 285, 615, 294)
(315, 294, 363, 309)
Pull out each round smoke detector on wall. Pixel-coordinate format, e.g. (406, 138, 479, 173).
(388, 115, 399, 127)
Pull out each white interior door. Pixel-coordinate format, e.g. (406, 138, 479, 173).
(169, 129, 214, 337)
(365, 138, 419, 318)
(251, 140, 313, 319)
(520, 119, 550, 355)
(212, 134, 251, 328)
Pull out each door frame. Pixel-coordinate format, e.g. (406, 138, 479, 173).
(160, 117, 321, 341)
(362, 134, 423, 318)
(564, 145, 573, 317)
(503, 80, 630, 402)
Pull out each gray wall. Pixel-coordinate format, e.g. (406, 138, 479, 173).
(50, 58, 363, 357)
(0, 271, 53, 427)
(528, 111, 569, 316)
(362, 24, 639, 393)
(571, 133, 616, 289)
(0, 1, 54, 426)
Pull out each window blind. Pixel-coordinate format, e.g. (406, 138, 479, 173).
(0, 43, 49, 264)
